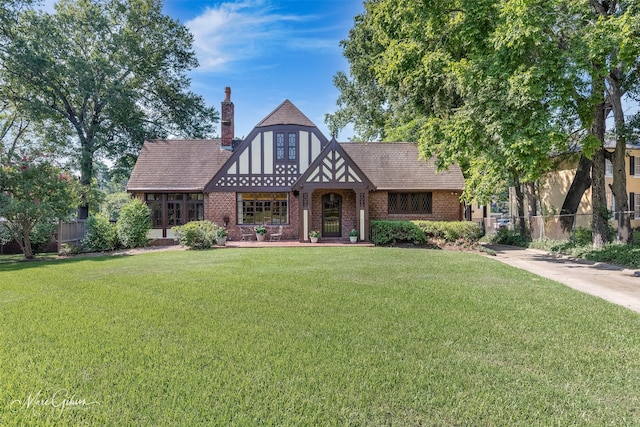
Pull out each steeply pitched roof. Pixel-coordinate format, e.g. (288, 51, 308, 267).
(292, 138, 374, 191)
(255, 99, 316, 128)
(341, 142, 465, 191)
(127, 139, 232, 192)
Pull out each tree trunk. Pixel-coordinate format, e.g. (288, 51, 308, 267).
(78, 143, 94, 219)
(559, 154, 592, 232)
(18, 219, 34, 259)
(608, 70, 632, 243)
(591, 100, 609, 248)
(513, 178, 528, 238)
(525, 181, 537, 216)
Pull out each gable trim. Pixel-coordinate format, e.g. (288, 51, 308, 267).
(292, 138, 375, 191)
(205, 125, 329, 192)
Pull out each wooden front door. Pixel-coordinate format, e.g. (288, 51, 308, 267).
(322, 193, 342, 237)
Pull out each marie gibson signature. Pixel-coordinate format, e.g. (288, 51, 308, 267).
(10, 389, 100, 416)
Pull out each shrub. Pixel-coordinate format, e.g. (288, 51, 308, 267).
(116, 198, 151, 248)
(172, 221, 220, 249)
(489, 228, 530, 247)
(30, 218, 57, 254)
(59, 243, 81, 256)
(84, 214, 118, 252)
(370, 220, 427, 246)
(572, 227, 592, 246)
(414, 221, 482, 243)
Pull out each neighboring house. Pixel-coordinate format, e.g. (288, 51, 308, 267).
(127, 88, 465, 242)
(535, 143, 640, 229)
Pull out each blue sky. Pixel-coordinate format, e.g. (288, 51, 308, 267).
(40, 0, 364, 140)
(163, 0, 363, 140)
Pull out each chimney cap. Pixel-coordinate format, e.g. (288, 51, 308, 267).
(224, 86, 231, 102)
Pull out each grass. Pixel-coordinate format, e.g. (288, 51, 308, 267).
(1, 247, 640, 425)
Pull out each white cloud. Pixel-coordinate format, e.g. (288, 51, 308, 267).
(186, 0, 334, 72)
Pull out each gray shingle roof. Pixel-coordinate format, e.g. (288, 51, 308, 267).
(341, 142, 464, 190)
(255, 99, 316, 128)
(127, 139, 232, 192)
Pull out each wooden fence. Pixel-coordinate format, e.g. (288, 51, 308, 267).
(58, 219, 87, 252)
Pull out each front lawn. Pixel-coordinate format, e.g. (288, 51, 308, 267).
(1, 247, 639, 425)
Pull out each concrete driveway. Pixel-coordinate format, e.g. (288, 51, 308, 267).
(488, 245, 640, 314)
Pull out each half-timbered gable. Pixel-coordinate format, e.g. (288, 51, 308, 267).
(292, 138, 374, 240)
(205, 100, 329, 192)
(127, 88, 465, 243)
(292, 138, 373, 190)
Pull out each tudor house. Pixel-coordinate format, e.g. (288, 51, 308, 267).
(127, 88, 465, 242)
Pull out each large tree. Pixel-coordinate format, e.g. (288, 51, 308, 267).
(329, 0, 640, 247)
(0, 0, 218, 217)
(328, 0, 572, 234)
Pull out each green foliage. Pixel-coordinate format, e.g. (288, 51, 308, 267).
(83, 214, 118, 252)
(0, 0, 218, 209)
(583, 244, 640, 269)
(116, 198, 151, 248)
(254, 225, 267, 235)
(0, 157, 78, 258)
(489, 228, 531, 247)
(101, 191, 131, 221)
(572, 227, 593, 246)
(414, 220, 482, 243)
(29, 218, 57, 254)
(370, 220, 427, 246)
(58, 242, 81, 256)
(0, 223, 12, 246)
(172, 220, 220, 250)
(371, 220, 482, 246)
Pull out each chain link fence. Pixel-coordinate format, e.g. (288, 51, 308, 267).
(476, 211, 636, 241)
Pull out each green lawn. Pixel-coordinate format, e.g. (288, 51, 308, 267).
(1, 247, 639, 426)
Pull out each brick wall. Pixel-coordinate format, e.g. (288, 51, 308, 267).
(369, 190, 462, 221)
(205, 191, 300, 240)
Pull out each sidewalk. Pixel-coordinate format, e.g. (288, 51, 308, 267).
(487, 245, 640, 314)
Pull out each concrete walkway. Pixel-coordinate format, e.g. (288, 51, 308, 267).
(488, 244, 640, 314)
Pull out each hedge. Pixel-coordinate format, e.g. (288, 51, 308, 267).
(371, 220, 481, 246)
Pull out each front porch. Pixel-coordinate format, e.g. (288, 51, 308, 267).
(296, 188, 370, 243)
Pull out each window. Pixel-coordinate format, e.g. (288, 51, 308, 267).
(635, 157, 640, 176)
(388, 192, 432, 214)
(145, 193, 204, 228)
(167, 194, 183, 226)
(605, 160, 613, 177)
(276, 133, 285, 160)
(275, 132, 297, 162)
(237, 192, 288, 225)
(288, 133, 297, 160)
(606, 191, 615, 212)
(146, 193, 163, 227)
(187, 193, 204, 222)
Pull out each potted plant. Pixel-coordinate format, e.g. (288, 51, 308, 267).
(254, 225, 267, 242)
(309, 230, 320, 243)
(349, 229, 358, 243)
(216, 228, 228, 246)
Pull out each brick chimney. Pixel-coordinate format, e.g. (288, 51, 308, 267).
(221, 86, 234, 149)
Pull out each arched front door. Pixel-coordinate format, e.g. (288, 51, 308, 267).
(322, 193, 342, 237)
